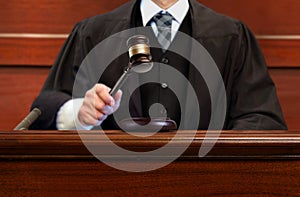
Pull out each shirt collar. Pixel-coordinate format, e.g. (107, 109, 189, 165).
(140, 0, 189, 26)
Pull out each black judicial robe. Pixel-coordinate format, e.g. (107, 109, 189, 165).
(30, 0, 287, 130)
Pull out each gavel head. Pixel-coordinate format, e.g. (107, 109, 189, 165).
(127, 35, 153, 73)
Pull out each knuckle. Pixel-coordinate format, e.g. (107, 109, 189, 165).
(97, 102, 105, 110)
(96, 112, 104, 120)
(95, 84, 107, 93)
(85, 90, 94, 98)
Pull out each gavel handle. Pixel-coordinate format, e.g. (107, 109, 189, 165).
(109, 69, 130, 96)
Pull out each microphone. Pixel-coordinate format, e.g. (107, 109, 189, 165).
(109, 35, 153, 96)
(14, 108, 42, 130)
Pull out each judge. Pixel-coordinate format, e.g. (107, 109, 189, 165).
(30, 0, 287, 130)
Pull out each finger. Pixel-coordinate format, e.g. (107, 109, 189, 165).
(114, 89, 123, 102)
(78, 110, 99, 126)
(92, 94, 114, 115)
(82, 92, 105, 114)
(94, 84, 114, 106)
(84, 85, 111, 113)
(93, 90, 121, 115)
(92, 96, 108, 112)
(78, 107, 107, 126)
(113, 90, 123, 111)
(101, 105, 114, 115)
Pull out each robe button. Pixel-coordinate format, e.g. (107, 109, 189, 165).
(161, 57, 169, 64)
(160, 108, 167, 115)
(161, 83, 168, 89)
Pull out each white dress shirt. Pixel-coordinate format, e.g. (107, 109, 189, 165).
(56, 0, 190, 130)
(140, 0, 189, 41)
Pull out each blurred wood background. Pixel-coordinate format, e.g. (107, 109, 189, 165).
(0, 0, 299, 129)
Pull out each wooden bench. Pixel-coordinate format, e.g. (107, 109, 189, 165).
(1, 130, 300, 196)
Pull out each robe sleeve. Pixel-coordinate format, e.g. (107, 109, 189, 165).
(227, 23, 287, 130)
(29, 21, 92, 129)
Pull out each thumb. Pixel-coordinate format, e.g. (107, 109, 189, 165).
(113, 90, 123, 110)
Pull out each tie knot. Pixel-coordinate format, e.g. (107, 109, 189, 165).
(152, 12, 173, 28)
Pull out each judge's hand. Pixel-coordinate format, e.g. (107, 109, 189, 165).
(78, 84, 122, 127)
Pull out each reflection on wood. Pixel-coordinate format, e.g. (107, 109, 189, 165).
(1, 130, 300, 159)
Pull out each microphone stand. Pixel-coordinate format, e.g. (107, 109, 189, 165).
(14, 108, 42, 130)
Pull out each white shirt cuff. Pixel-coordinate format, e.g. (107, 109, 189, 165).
(56, 98, 93, 130)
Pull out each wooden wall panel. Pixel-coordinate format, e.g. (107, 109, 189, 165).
(0, 67, 298, 130)
(1, 37, 300, 67)
(200, 0, 300, 67)
(0, 67, 49, 129)
(1, 0, 300, 35)
(0, 38, 65, 66)
(200, 0, 300, 35)
(1, 0, 300, 66)
(0, 0, 127, 34)
(259, 40, 300, 67)
(270, 69, 300, 129)
(0, 1, 299, 130)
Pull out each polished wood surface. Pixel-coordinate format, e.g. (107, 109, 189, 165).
(2, 37, 299, 67)
(2, 160, 299, 196)
(0, 67, 298, 130)
(0, 38, 65, 66)
(258, 39, 300, 67)
(0, 0, 128, 33)
(271, 68, 300, 130)
(1, 0, 299, 34)
(1, 130, 300, 196)
(201, 0, 300, 35)
(1, 0, 300, 66)
(0, 66, 49, 130)
(1, 130, 300, 158)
